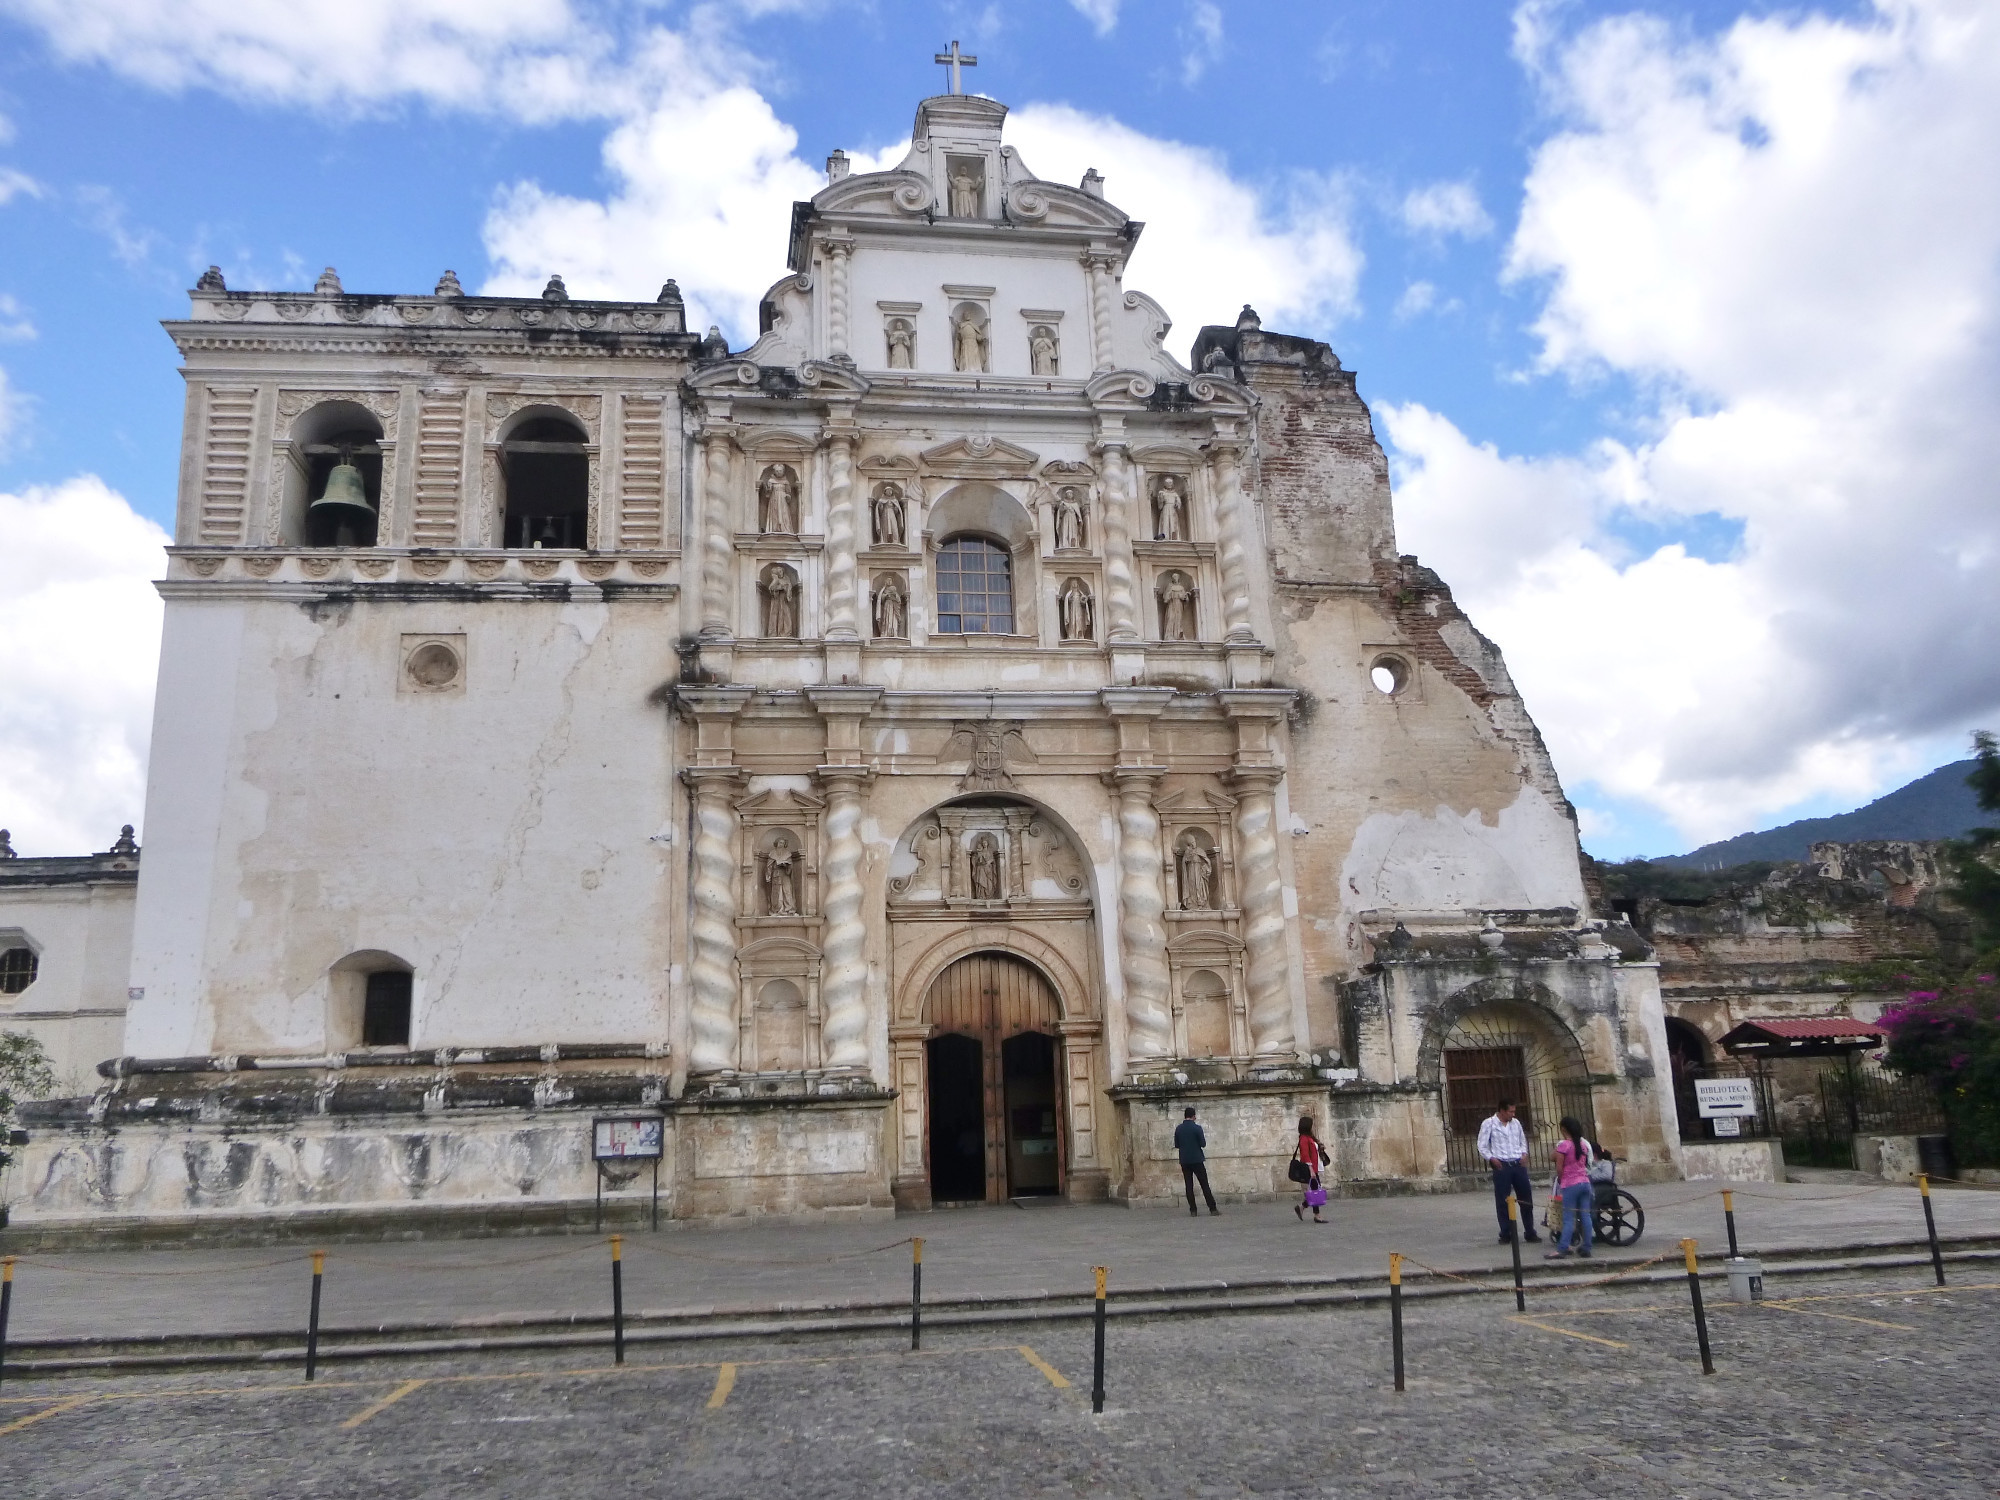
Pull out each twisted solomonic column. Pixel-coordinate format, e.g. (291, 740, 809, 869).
(1084, 251, 1116, 371)
(1096, 443, 1141, 643)
(1231, 765, 1295, 1057)
(1111, 767, 1173, 1063)
(684, 768, 744, 1072)
(816, 765, 872, 1070)
(822, 431, 859, 642)
(1209, 440, 1256, 644)
(699, 431, 735, 637)
(825, 240, 852, 359)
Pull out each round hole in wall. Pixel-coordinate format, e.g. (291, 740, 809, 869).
(406, 641, 462, 690)
(1369, 656, 1410, 696)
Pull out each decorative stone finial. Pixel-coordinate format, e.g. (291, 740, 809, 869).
(541, 274, 569, 302)
(1478, 913, 1506, 952)
(434, 270, 464, 298)
(825, 150, 850, 183)
(109, 824, 139, 855)
(0, 829, 16, 859)
(1236, 304, 1262, 331)
(315, 267, 343, 296)
(194, 266, 227, 293)
(1080, 168, 1105, 199)
(657, 280, 683, 305)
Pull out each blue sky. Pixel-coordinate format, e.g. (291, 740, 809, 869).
(1, 0, 1994, 858)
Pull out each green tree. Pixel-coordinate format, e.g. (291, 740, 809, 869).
(1943, 729, 2000, 958)
(0, 1030, 58, 1172)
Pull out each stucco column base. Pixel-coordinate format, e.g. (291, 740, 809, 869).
(1226, 643, 1270, 688)
(824, 640, 862, 683)
(696, 640, 736, 680)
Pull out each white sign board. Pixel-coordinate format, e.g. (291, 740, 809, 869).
(1711, 1115, 1742, 1137)
(1694, 1078, 1758, 1118)
(593, 1117, 665, 1160)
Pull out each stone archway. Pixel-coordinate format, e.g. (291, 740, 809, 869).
(884, 795, 1107, 1209)
(1426, 987, 1595, 1175)
(923, 951, 1063, 1203)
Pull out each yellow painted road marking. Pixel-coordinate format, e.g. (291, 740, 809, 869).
(1763, 1302, 1913, 1331)
(1016, 1345, 1070, 1388)
(1507, 1316, 1629, 1349)
(339, 1378, 427, 1430)
(705, 1363, 736, 1410)
(0, 1395, 93, 1436)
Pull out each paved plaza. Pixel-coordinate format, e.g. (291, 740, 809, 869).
(5, 1265, 1996, 1499)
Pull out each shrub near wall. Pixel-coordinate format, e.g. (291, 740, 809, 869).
(1878, 976, 2000, 1168)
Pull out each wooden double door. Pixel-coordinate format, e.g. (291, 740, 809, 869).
(925, 952, 1063, 1203)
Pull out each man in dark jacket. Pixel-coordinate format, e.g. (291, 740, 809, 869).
(1175, 1106, 1220, 1216)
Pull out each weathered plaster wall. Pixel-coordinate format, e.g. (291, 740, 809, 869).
(0, 864, 136, 1093)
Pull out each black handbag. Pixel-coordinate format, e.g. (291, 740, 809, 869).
(1287, 1157, 1312, 1184)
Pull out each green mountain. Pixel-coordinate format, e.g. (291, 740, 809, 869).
(1654, 760, 1986, 870)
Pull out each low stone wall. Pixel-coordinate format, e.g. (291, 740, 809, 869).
(1680, 1138, 1785, 1183)
(1115, 1079, 1330, 1203)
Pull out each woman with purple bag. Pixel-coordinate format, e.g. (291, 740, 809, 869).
(1290, 1115, 1331, 1223)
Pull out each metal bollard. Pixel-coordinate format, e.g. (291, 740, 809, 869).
(1507, 1195, 1526, 1312)
(1090, 1265, 1108, 1415)
(0, 1256, 15, 1394)
(911, 1238, 924, 1351)
(1919, 1175, 1946, 1287)
(1722, 1189, 1740, 1259)
(1681, 1238, 1714, 1376)
(305, 1250, 325, 1382)
(1389, 1253, 1405, 1394)
(610, 1235, 626, 1365)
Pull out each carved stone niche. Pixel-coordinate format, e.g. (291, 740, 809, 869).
(1156, 786, 1239, 916)
(887, 801, 1088, 909)
(1168, 930, 1250, 1062)
(737, 939, 824, 1074)
(735, 788, 825, 928)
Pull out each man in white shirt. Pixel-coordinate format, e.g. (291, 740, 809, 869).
(1476, 1099, 1541, 1245)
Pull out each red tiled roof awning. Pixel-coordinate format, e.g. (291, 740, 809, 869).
(1719, 1016, 1884, 1056)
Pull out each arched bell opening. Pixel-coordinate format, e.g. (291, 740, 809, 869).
(502, 414, 589, 549)
(282, 401, 385, 548)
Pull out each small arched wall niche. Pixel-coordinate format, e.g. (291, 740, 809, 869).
(926, 482, 1037, 638)
(501, 413, 590, 549)
(281, 400, 385, 548)
(326, 949, 416, 1050)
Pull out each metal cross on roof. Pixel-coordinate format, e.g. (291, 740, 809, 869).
(934, 40, 977, 95)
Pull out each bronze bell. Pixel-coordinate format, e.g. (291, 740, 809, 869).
(306, 459, 377, 546)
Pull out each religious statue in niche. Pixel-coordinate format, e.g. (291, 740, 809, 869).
(1152, 474, 1187, 541)
(1029, 325, 1059, 377)
(871, 482, 905, 546)
(758, 463, 800, 535)
(873, 575, 907, 638)
(761, 564, 799, 638)
(968, 832, 1004, 901)
(1177, 833, 1216, 911)
(952, 305, 989, 373)
(1053, 486, 1088, 551)
(761, 832, 802, 917)
(948, 162, 983, 217)
(1158, 571, 1194, 641)
(1059, 577, 1094, 642)
(885, 318, 915, 370)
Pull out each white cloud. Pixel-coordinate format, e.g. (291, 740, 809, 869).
(1394, 280, 1460, 321)
(1069, 0, 1119, 37)
(0, 477, 166, 856)
(0, 167, 41, 205)
(0, 296, 34, 342)
(1399, 179, 1493, 240)
(1179, 1, 1224, 86)
(0, 365, 22, 451)
(1388, 0, 2000, 846)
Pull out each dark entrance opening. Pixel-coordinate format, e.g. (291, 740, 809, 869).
(1003, 1031, 1060, 1197)
(925, 1032, 986, 1202)
(1664, 1017, 1710, 1139)
(362, 970, 413, 1047)
(502, 417, 589, 549)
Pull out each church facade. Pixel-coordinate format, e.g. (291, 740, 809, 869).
(7, 87, 1681, 1234)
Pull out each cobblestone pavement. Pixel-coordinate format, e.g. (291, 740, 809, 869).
(6, 1268, 1996, 1499)
(6, 1180, 1997, 1341)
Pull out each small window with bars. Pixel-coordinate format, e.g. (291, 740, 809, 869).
(934, 536, 1014, 634)
(0, 945, 38, 995)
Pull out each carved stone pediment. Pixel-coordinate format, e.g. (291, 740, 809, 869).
(858, 453, 920, 477)
(1155, 786, 1237, 815)
(920, 435, 1039, 479)
(887, 801, 1089, 909)
(945, 721, 1036, 792)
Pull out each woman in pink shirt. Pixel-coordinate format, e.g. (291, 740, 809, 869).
(1545, 1116, 1594, 1259)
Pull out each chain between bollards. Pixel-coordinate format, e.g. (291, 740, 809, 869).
(305, 1250, 325, 1382)
(610, 1234, 626, 1365)
(910, 1237, 924, 1351)
(0, 1256, 15, 1394)
(1507, 1195, 1526, 1311)
(1723, 1189, 1740, 1259)
(1388, 1252, 1405, 1393)
(1090, 1265, 1108, 1415)
(1919, 1175, 1946, 1287)
(1681, 1238, 1714, 1375)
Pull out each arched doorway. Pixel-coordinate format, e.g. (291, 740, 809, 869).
(1438, 1000, 1594, 1174)
(1664, 1017, 1711, 1140)
(925, 951, 1062, 1202)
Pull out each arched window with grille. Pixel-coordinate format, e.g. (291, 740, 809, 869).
(934, 535, 1014, 634)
